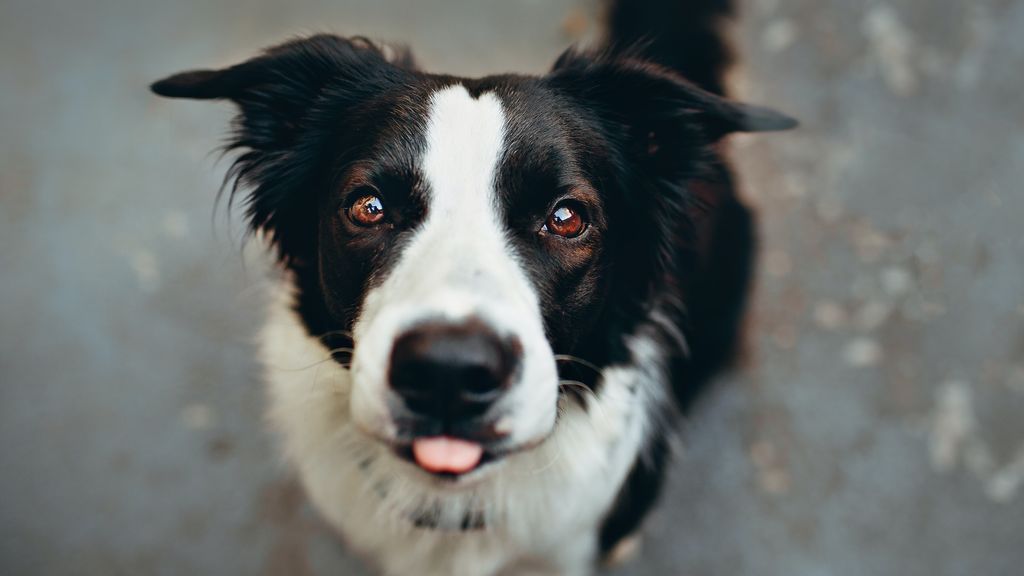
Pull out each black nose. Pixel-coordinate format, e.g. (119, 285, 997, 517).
(389, 321, 520, 422)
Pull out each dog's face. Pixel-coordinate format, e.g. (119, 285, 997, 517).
(334, 84, 581, 470)
(153, 36, 793, 480)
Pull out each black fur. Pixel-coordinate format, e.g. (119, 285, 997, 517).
(605, 0, 735, 96)
(151, 0, 795, 565)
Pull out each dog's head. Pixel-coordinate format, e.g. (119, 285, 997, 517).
(153, 35, 794, 479)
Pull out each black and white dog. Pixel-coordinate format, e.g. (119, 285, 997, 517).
(153, 0, 794, 573)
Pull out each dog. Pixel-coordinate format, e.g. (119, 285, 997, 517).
(152, 0, 794, 573)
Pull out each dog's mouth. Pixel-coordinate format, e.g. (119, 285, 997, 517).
(388, 432, 552, 480)
(394, 436, 494, 477)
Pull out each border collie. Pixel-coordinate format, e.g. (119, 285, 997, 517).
(152, 0, 794, 573)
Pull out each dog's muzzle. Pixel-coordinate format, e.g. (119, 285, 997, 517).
(388, 319, 521, 475)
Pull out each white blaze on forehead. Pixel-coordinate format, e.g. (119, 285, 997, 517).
(408, 84, 538, 315)
(421, 85, 506, 217)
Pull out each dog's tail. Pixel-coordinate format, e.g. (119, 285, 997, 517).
(602, 0, 735, 96)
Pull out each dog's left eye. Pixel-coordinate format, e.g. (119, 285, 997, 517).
(346, 191, 386, 227)
(542, 202, 588, 239)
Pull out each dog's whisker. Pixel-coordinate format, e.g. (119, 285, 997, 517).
(317, 329, 356, 342)
(553, 354, 603, 374)
(558, 379, 615, 424)
(557, 379, 592, 394)
(307, 348, 329, 398)
(278, 358, 325, 372)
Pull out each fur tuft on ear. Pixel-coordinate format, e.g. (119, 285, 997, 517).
(547, 49, 796, 146)
(151, 35, 414, 263)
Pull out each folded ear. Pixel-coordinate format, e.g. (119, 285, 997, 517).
(151, 35, 412, 261)
(546, 49, 796, 170)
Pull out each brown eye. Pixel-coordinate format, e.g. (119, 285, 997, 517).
(347, 192, 386, 226)
(543, 203, 587, 238)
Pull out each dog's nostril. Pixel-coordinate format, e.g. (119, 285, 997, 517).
(389, 320, 519, 421)
(460, 365, 503, 397)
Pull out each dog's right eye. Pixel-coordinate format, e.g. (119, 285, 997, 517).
(346, 191, 386, 227)
(542, 202, 588, 239)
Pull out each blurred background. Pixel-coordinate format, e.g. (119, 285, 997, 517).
(2, 0, 1023, 574)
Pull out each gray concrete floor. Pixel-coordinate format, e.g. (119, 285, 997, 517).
(2, 0, 1023, 574)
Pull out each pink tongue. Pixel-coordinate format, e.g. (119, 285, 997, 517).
(411, 437, 484, 474)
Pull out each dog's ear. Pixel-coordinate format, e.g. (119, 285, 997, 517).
(151, 35, 412, 261)
(546, 50, 796, 174)
(152, 35, 408, 149)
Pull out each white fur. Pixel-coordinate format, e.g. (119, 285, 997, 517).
(262, 85, 666, 576)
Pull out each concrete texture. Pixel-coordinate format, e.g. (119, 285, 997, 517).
(1, 0, 1022, 574)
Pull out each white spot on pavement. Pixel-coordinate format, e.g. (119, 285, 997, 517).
(854, 300, 892, 331)
(182, 403, 215, 431)
(923, 381, 1024, 503)
(851, 225, 891, 263)
(863, 4, 917, 96)
(162, 211, 190, 239)
(814, 300, 848, 331)
(955, 4, 994, 90)
(929, 381, 973, 473)
(880, 266, 913, 297)
(762, 19, 797, 53)
(986, 444, 1024, 503)
(843, 337, 883, 367)
(750, 439, 790, 495)
(128, 248, 160, 293)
